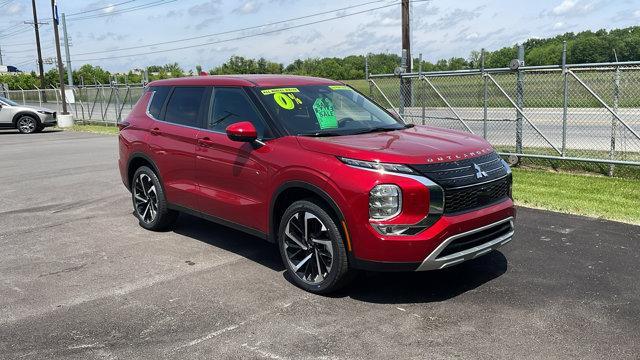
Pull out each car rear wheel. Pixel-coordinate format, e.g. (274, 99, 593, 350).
(132, 166, 178, 231)
(277, 200, 352, 294)
(16, 115, 40, 134)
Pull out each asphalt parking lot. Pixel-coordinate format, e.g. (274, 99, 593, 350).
(1, 129, 639, 359)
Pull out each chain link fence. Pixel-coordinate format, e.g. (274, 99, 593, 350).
(364, 61, 640, 169)
(1, 83, 145, 125)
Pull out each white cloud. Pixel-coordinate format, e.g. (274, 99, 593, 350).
(6, 3, 24, 15)
(465, 33, 479, 40)
(551, 0, 594, 16)
(553, 21, 565, 29)
(104, 5, 115, 14)
(233, 1, 261, 15)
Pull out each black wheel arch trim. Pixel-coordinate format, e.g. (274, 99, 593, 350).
(269, 180, 347, 244)
(12, 111, 41, 127)
(126, 152, 162, 191)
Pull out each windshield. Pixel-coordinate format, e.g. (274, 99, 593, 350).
(256, 85, 405, 136)
(0, 96, 19, 106)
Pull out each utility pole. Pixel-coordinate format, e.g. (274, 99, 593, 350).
(0, 44, 3, 65)
(401, 0, 412, 108)
(51, 0, 68, 115)
(28, 0, 47, 102)
(61, 13, 73, 87)
(401, 0, 411, 72)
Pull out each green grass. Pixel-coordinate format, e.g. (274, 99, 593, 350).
(60, 123, 119, 135)
(512, 167, 640, 224)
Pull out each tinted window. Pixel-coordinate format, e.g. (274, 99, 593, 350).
(148, 86, 170, 119)
(209, 87, 270, 137)
(164, 87, 206, 127)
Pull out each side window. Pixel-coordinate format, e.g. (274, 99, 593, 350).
(148, 86, 170, 119)
(164, 87, 206, 127)
(209, 87, 271, 138)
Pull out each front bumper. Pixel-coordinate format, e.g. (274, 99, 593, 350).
(415, 216, 514, 271)
(37, 112, 57, 127)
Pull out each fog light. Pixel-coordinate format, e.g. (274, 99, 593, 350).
(369, 184, 401, 219)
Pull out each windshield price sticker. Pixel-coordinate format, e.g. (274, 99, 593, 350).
(274, 93, 302, 110)
(261, 87, 300, 95)
(313, 98, 338, 129)
(328, 85, 351, 91)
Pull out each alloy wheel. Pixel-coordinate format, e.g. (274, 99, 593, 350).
(133, 173, 158, 223)
(18, 116, 36, 133)
(283, 211, 334, 284)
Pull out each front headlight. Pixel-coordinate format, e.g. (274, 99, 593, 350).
(369, 184, 401, 219)
(36, 110, 52, 115)
(338, 157, 416, 175)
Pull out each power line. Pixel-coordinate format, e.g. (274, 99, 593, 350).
(66, 0, 139, 16)
(66, 0, 176, 21)
(72, 0, 390, 57)
(2, 44, 55, 54)
(0, 26, 32, 39)
(74, 1, 426, 62)
(0, 0, 14, 9)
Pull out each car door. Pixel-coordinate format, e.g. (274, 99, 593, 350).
(0, 98, 16, 125)
(194, 87, 273, 233)
(147, 86, 210, 210)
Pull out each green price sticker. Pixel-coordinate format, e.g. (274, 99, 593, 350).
(274, 93, 295, 110)
(313, 98, 338, 129)
(273, 92, 302, 110)
(328, 85, 351, 91)
(261, 87, 300, 95)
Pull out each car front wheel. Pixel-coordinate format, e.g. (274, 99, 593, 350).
(16, 115, 40, 134)
(277, 200, 352, 294)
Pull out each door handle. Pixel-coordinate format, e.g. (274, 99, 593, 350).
(197, 137, 215, 147)
(150, 127, 162, 136)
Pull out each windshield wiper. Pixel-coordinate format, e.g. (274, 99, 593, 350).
(348, 125, 407, 135)
(303, 131, 343, 137)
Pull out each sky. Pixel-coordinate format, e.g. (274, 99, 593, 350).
(1, 0, 639, 73)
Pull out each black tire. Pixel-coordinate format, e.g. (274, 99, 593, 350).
(131, 166, 178, 231)
(16, 115, 40, 134)
(277, 199, 352, 294)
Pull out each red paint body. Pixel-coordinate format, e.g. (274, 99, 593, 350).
(119, 75, 515, 269)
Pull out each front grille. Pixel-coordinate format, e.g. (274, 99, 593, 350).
(438, 220, 513, 258)
(444, 176, 511, 214)
(411, 152, 511, 214)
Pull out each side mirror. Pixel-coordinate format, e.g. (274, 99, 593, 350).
(225, 121, 257, 142)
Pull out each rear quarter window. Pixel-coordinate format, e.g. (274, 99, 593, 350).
(147, 86, 170, 119)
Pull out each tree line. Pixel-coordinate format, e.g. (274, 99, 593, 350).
(2, 26, 638, 90)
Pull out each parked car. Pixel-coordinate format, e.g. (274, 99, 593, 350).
(0, 96, 57, 133)
(118, 75, 515, 293)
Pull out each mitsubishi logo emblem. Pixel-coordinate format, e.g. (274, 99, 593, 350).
(473, 163, 488, 179)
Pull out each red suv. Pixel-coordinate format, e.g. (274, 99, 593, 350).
(118, 75, 515, 293)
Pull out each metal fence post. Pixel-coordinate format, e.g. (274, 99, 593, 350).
(515, 44, 525, 153)
(35, 85, 42, 107)
(399, 49, 407, 118)
(365, 54, 373, 97)
(18, 86, 26, 105)
(609, 62, 620, 176)
(419, 53, 425, 125)
(561, 41, 568, 157)
(481, 48, 488, 139)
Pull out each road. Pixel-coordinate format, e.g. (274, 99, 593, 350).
(0, 130, 639, 359)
